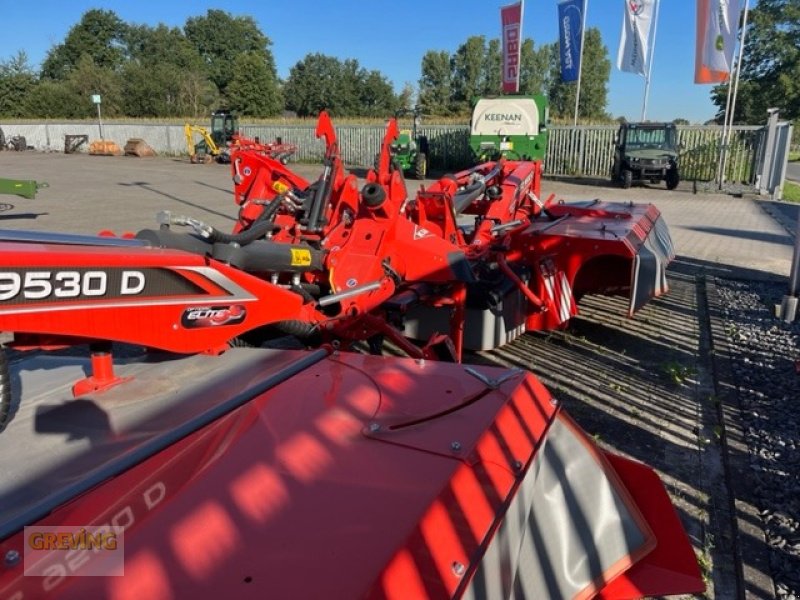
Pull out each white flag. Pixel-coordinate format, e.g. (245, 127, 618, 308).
(701, 0, 741, 75)
(616, 0, 655, 75)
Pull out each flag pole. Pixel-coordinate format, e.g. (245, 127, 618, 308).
(573, 0, 588, 126)
(518, 0, 525, 93)
(720, 0, 750, 186)
(640, 0, 661, 121)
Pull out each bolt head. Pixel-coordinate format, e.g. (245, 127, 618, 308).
(451, 441, 462, 452)
(4, 549, 20, 566)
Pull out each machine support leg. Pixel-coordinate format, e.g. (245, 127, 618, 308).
(72, 343, 132, 398)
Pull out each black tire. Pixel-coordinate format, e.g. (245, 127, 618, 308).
(666, 168, 680, 190)
(621, 169, 633, 189)
(414, 152, 427, 180)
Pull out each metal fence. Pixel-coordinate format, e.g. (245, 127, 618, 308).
(0, 120, 763, 184)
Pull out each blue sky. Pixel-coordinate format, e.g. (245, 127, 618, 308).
(0, 0, 724, 123)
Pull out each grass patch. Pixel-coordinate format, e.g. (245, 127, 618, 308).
(660, 361, 696, 385)
(784, 180, 800, 203)
(789, 151, 800, 162)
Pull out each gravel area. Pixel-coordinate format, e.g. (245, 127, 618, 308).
(712, 278, 800, 599)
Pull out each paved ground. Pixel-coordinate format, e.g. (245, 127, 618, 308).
(1, 151, 798, 598)
(785, 161, 800, 183)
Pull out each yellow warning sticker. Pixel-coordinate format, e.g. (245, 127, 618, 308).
(290, 248, 312, 267)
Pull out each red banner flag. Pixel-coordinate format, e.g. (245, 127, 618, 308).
(501, 2, 523, 93)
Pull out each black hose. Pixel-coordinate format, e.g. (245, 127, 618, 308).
(206, 198, 281, 245)
(275, 320, 316, 338)
(205, 219, 275, 246)
(0, 348, 11, 432)
(453, 181, 486, 214)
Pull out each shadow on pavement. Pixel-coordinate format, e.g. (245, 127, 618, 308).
(117, 181, 235, 222)
(685, 225, 794, 246)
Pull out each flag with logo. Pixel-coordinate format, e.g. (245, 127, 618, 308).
(558, 0, 585, 82)
(616, 0, 655, 75)
(501, 2, 523, 93)
(695, 0, 741, 83)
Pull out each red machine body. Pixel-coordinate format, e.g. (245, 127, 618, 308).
(0, 112, 699, 599)
(229, 133, 298, 164)
(0, 111, 673, 364)
(0, 350, 703, 599)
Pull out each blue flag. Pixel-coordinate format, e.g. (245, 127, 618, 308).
(558, 0, 584, 82)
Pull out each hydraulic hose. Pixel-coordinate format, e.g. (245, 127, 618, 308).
(274, 320, 317, 338)
(204, 219, 275, 246)
(206, 197, 281, 245)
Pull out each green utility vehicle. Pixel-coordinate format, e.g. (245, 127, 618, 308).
(612, 122, 680, 189)
(388, 107, 429, 179)
(469, 95, 549, 163)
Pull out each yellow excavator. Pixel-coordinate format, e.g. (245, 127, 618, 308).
(184, 109, 238, 164)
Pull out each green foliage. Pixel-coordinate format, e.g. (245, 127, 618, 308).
(26, 56, 123, 119)
(419, 51, 453, 116)
(358, 70, 401, 117)
(481, 39, 502, 97)
(712, 0, 800, 124)
(783, 181, 800, 203)
(283, 53, 399, 118)
(0, 52, 37, 117)
(419, 29, 610, 120)
(1, 8, 615, 121)
(184, 10, 276, 98)
(519, 39, 552, 96)
(120, 24, 216, 118)
(548, 28, 611, 121)
(41, 10, 128, 80)
(451, 36, 488, 113)
(397, 83, 415, 113)
(226, 51, 282, 117)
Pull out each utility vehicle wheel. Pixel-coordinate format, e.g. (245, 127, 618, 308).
(621, 169, 633, 189)
(666, 169, 680, 190)
(415, 152, 427, 180)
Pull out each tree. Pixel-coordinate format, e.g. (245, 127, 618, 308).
(451, 36, 486, 113)
(397, 83, 415, 113)
(120, 24, 216, 118)
(418, 50, 452, 116)
(125, 24, 205, 72)
(226, 51, 283, 117)
(0, 52, 37, 117)
(184, 10, 278, 100)
(284, 53, 348, 117)
(481, 39, 502, 96)
(711, 0, 800, 123)
(41, 10, 127, 79)
(26, 56, 123, 119)
(547, 27, 610, 121)
(519, 39, 553, 96)
(284, 53, 398, 117)
(358, 70, 400, 117)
